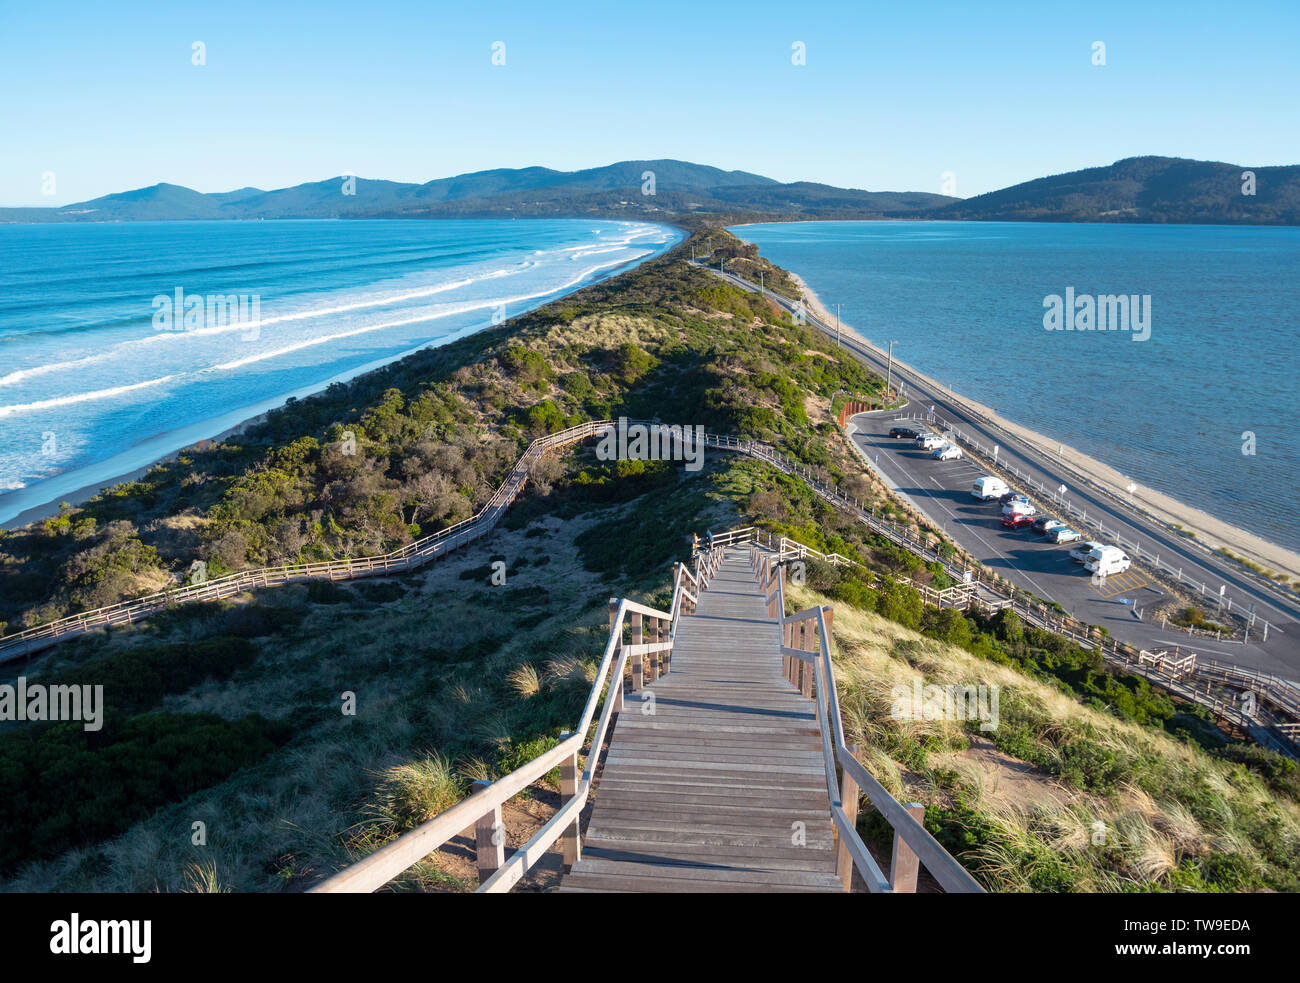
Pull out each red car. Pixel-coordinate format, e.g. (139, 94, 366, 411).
(1001, 513, 1034, 530)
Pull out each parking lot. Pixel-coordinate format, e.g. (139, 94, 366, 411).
(1092, 568, 1154, 600)
(852, 416, 1180, 646)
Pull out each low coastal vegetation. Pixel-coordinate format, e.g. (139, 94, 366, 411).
(792, 583, 1300, 892)
(0, 229, 880, 634)
(1, 230, 1294, 892)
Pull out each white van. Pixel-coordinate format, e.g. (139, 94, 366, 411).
(972, 476, 1009, 501)
(1085, 545, 1131, 576)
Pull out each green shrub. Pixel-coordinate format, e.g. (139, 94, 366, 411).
(52, 636, 259, 714)
(0, 712, 288, 872)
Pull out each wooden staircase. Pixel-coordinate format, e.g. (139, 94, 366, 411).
(311, 528, 982, 895)
(560, 548, 842, 892)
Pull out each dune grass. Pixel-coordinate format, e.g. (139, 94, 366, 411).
(789, 582, 1300, 892)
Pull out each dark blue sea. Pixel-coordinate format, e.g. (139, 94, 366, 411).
(0, 219, 679, 522)
(735, 221, 1300, 552)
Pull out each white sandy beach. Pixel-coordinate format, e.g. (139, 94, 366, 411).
(787, 270, 1300, 586)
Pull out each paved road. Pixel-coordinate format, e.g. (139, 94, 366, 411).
(696, 261, 1300, 680)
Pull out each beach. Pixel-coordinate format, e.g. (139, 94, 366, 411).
(0, 219, 681, 530)
(788, 270, 1300, 586)
(4, 412, 269, 529)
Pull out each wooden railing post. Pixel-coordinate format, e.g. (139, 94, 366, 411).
(661, 615, 671, 675)
(647, 618, 660, 683)
(631, 612, 643, 691)
(837, 744, 861, 891)
(472, 779, 504, 883)
(609, 599, 623, 714)
(795, 629, 806, 696)
(559, 731, 581, 869)
(797, 620, 808, 691)
(783, 616, 793, 682)
(890, 803, 926, 893)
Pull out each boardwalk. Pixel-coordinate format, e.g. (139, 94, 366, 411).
(561, 548, 842, 892)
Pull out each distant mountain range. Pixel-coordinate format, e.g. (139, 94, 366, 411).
(3, 156, 1296, 225)
(931, 156, 1300, 225)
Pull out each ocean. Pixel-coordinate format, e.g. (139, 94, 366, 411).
(0, 218, 679, 524)
(733, 221, 1300, 553)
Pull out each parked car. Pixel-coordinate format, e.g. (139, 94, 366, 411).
(972, 476, 1010, 501)
(1001, 498, 1037, 517)
(1032, 517, 1065, 535)
(889, 426, 921, 439)
(1047, 526, 1083, 544)
(1085, 545, 1131, 576)
(1002, 513, 1034, 530)
(933, 444, 964, 461)
(1070, 541, 1105, 563)
(999, 491, 1027, 505)
(915, 433, 945, 450)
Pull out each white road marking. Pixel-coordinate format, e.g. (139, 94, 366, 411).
(876, 443, 1059, 601)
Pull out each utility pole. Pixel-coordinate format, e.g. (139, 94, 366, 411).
(835, 304, 841, 348)
(886, 340, 897, 398)
(759, 271, 764, 294)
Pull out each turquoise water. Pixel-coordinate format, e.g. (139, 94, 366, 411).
(0, 219, 679, 523)
(734, 221, 1300, 552)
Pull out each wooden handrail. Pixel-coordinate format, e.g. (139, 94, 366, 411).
(1, 419, 617, 661)
(754, 542, 985, 894)
(310, 543, 730, 893)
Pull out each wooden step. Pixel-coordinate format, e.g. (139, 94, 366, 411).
(560, 548, 841, 893)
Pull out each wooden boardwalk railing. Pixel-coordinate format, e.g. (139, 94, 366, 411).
(7, 417, 1294, 749)
(314, 533, 981, 893)
(0, 420, 615, 663)
(310, 544, 729, 893)
(750, 539, 984, 893)
(561, 547, 843, 892)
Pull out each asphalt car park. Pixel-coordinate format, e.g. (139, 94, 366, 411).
(1092, 568, 1154, 599)
(849, 418, 1180, 651)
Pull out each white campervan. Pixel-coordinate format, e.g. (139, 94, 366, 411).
(1084, 545, 1131, 576)
(972, 476, 1009, 501)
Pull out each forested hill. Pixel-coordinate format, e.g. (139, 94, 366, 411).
(929, 156, 1300, 225)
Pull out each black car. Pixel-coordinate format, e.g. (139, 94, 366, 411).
(998, 491, 1022, 505)
(1031, 516, 1062, 534)
(889, 426, 921, 439)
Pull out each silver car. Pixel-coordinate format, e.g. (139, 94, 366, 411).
(1070, 540, 1104, 562)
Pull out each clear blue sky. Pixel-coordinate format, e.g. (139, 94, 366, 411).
(3, 0, 1297, 206)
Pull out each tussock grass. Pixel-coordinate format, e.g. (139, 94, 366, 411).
(507, 663, 542, 698)
(790, 583, 1300, 892)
